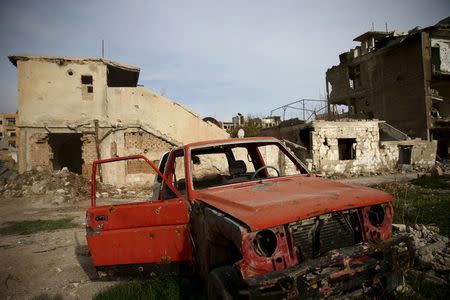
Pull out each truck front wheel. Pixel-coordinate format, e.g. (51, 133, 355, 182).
(207, 266, 241, 300)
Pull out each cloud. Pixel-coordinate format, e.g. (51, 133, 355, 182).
(0, 0, 448, 119)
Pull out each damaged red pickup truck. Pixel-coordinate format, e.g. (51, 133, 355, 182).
(86, 137, 412, 299)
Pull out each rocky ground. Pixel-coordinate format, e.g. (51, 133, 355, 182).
(0, 168, 449, 299)
(0, 195, 117, 300)
(393, 224, 450, 296)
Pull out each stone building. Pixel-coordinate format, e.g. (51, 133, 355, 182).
(261, 119, 436, 176)
(9, 55, 228, 185)
(325, 17, 450, 161)
(0, 113, 18, 148)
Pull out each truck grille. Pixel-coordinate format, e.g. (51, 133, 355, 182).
(289, 211, 361, 261)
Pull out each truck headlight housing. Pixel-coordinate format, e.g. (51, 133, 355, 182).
(253, 229, 277, 257)
(368, 204, 385, 226)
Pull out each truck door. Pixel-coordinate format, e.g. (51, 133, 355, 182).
(86, 155, 192, 270)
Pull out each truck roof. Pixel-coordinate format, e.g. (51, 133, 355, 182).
(183, 137, 280, 150)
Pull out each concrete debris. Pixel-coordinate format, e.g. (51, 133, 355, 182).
(431, 165, 444, 177)
(392, 223, 407, 232)
(0, 169, 90, 202)
(0, 162, 18, 181)
(396, 224, 450, 287)
(0, 167, 155, 203)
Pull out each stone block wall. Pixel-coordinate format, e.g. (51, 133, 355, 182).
(308, 120, 437, 176)
(311, 120, 382, 175)
(380, 139, 437, 170)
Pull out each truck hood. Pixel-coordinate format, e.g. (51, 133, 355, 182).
(196, 176, 392, 231)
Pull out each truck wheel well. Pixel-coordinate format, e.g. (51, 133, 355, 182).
(208, 234, 242, 271)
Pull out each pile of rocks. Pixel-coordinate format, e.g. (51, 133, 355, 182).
(0, 168, 90, 203)
(393, 223, 450, 287)
(0, 167, 155, 204)
(95, 182, 153, 200)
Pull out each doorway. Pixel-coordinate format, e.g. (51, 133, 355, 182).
(48, 133, 83, 174)
(398, 145, 412, 165)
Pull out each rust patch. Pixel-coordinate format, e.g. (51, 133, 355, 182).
(160, 255, 172, 264)
(108, 206, 116, 213)
(155, 206, 162, 214)
(252, 182, 274, 191)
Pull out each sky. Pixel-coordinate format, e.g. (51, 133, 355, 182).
(0, 0, 448, 121)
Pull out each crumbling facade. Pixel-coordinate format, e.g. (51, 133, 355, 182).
(261, 120, 436, 176)
(326, 17, 450, 161)
(9, 55, 228, 185)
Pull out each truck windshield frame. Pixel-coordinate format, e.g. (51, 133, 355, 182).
(188, 141, 308, 191)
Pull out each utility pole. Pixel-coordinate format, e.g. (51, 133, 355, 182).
(102, 40, 105, 58)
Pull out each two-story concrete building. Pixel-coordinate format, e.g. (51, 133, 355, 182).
(9, 55, 228, 185)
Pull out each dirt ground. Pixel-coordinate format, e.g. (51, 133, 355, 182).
(0, 195, 119, 300)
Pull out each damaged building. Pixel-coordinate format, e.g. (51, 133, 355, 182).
(9, 55, 228, 185)
(326, 17, 450, 161)
(261, 119, 436, 176)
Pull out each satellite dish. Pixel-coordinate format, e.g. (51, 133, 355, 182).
(237, 128, 245, 138)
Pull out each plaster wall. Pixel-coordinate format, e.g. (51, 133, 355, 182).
(106, 87, 228, 144)
(14, 59, 229, 186)
(380, 139, 437, 169)
(16, 60, 107, 127)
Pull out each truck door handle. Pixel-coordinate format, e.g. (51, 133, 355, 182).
(95, 215, 108, 221)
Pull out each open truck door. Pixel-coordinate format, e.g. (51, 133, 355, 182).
(86, 155, 192, 276)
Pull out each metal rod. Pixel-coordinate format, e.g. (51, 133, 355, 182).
(302, 100, 305, 120)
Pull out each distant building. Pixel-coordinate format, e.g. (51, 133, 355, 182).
(261, 116, 281, 128)
(325, 17, 450, 160)
(218, 114, 281, 132)
(0, 113, 18, 148)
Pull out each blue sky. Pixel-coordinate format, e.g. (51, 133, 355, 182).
(0, 1, 448, 120)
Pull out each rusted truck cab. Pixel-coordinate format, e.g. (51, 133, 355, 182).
(86, 137, 411, 299)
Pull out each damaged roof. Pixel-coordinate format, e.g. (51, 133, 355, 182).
(353, 31, 393, 42)
(8, 54, 140, 73)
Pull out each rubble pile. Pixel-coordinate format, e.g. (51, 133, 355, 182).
(0, 167, 154, 204)
(0, 168, 90, 203)
(408, 224, 450, 284)
(432, 161, 450, 176)
(393, 224, 450, 287)
(95, 182, 153, 200)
